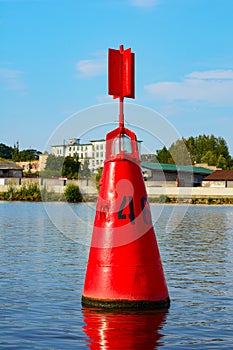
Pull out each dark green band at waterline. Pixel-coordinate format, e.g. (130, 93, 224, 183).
(82, 295, 170, 309)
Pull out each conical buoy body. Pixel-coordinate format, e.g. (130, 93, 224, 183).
(82, 127, 170, 309)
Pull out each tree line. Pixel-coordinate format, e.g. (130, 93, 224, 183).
(1, 134, 233, 172)
(0, 142, 91, 179)
(155, 134, 233, 169)
(0, 142, 41, 162)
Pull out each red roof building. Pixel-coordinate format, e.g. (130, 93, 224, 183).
(202, 170, 233, 188)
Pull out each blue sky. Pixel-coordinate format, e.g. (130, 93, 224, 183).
(1, 0, 233, 155)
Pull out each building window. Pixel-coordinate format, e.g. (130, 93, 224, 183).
(100, 152, 103, 158)
(96, 145, 99, 150)
(81, 146, 83, 151)
(69, 147, 71, 151)
(100, 144, 103, 150)
(73, 146, 76, 151)
(96, 152, 99, 158)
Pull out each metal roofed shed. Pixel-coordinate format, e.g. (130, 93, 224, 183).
(141, 162, 213, 187)
(0, 160, 23, 184)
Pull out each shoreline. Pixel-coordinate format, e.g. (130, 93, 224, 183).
(1, 193, 233, 205)
(1, 181, 233, 204)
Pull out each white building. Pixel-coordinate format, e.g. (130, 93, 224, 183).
(51, 137, 142, 173)
(51, 138, 106, 172)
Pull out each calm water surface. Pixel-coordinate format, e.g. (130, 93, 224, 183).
(0, 201, 233, 349)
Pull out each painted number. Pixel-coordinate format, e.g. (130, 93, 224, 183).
(118, 196, 135, 224)
(118, 196, 152, 225)
(141, 196, 152, 225)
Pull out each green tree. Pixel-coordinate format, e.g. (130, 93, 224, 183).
(215, 137, 229, 159)
(19, 149, 42, 161)
(41, 154, 64, 178)
(201, 150, 216, 166)
(62, 155, 80, 179)
(216, 154, 228, 169)
(190, 134, 231, 166)
(0, 143, 14, 159)
(3, 141, 42, 162)
(156, 146, 173, 164)
(79, 159, 91, 184)
(183, 136, 196, 163)
(155, 134, 233, 168)
(169, 138, 192, 165)
(12, 142, 20, 162)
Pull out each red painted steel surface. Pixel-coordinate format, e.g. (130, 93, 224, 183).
(82, 126, 169, 306)
(123, 48, 135, 98)
(108, 48, 122, 97)
(108, 45, 135, 98)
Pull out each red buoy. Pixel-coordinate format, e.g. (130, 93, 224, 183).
(82, 45, 170, 309)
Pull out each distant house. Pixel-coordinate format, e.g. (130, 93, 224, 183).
(17, 161, 39, 173)
(141, 162, 213, 187)
(0, 160, 23, 179)
(202, 170, 233, 188)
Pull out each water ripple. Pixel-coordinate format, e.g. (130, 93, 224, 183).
(0, 202, 233, 349)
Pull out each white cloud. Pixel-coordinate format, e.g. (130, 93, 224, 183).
(76, 52, 106, 79)
(129, 0, 159, 7)
(145, 69, 233, 106)
(0, 68, 26, 91)
(187, 70, 233, 80)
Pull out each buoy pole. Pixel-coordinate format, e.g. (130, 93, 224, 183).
(119, 96, 124, 129)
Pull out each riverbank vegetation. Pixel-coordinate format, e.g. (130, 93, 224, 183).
(0, 183, 233, 204)
(0, 182, 84, 203)
(1, 182, 42, 201)
(148, 195, 233, 205)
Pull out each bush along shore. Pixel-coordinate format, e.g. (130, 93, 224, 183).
(0, 182, 84, 202)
